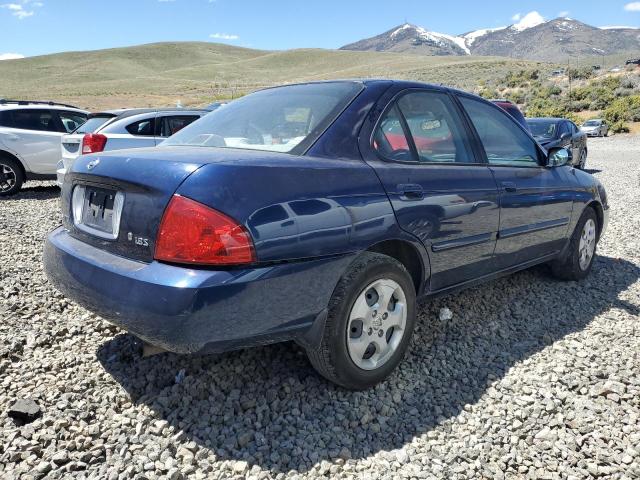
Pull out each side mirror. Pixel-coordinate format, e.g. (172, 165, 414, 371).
(547, 147, 570, 167)
(559, 132, 571, 143)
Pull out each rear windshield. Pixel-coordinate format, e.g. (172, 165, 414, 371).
(74, 115, 114, 134)
(527, 121, 556, 139)
(161, 82, 363, 154)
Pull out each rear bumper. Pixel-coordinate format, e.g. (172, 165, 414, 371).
(44, 227, 354, 354)
(56, 160, 66, 187)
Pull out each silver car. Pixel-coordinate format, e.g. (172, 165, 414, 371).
(56, 108, 208, 186)
(580, 119, 608, 137)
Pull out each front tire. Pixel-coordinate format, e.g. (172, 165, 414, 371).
(306, 252, 416, 390)
(576, 149, 587, 169)
(0, 156, 24, 196)
(550, 207, 599, 281)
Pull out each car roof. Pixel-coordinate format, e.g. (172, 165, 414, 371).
(527, 117, 566, 123)
(90, 108, 207, 120)
(0, 103, 87, 113)
(258, 79, 452, 92)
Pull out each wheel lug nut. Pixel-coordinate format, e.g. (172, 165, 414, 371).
(372, 310, 377, 317)
(378, 330, 384, 337)
(382, 313, 388, 320)
(368, 328, 373, 336)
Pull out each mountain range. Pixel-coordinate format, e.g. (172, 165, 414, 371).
(340, 15, 640, 62)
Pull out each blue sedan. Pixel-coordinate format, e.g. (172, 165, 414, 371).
(44, 80, 609, 389)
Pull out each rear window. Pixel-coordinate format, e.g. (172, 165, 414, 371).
(75, 116, 114, 134)
(162, 82, 363, 154)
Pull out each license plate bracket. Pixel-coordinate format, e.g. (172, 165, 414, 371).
(72, 185, 124, 240)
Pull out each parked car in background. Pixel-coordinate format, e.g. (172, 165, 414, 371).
(56, 108, 208, 186)
(625, 58, 640, 66)
(44, 80, 608, 390)
(491, 99, 529, 131)
(0, 100, 88, 195)
(526, 117, 588, 169)
(580, 119, 608, 137)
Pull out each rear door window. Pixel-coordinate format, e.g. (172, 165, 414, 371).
(9, 109, 59, 132)
(373, 90, 476, 164)
(159, 115, 201, 137)
(459, 96, 540, 167)
(396, 91, 475, 163)
(126, 118, 156, 136)
(372, 105, 411, 161)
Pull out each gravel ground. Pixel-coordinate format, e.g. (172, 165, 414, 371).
(1, 135, 639, 480)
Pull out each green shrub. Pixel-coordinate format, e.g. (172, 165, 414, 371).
(567, 67, 594, 80)
(603, 95, 640, 123)
(610, 121, 630, 133)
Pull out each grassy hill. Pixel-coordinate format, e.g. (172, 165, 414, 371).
(0, 42, 548, 110)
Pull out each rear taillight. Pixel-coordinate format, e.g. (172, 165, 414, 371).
(155, 195, 256, 266)
(82, 133, 107, 154)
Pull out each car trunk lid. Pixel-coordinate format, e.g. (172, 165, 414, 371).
(61, 147, 205, 262)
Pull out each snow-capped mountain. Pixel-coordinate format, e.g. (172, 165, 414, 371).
(340, 15, 640, 62)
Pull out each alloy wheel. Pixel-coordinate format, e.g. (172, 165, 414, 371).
(346, 278, 407, 370)
(578, 218, 597, 270)
(0, 163, 17, 193)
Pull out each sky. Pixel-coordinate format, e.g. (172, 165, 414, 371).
(2, 0, 640, 59)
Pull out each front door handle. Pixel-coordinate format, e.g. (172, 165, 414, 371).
(398, 184, 424, 200)
(501, 181, 517, 193)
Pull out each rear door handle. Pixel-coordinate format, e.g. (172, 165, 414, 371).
(501, 181, 517, 193)
(398, 184, 424, 200)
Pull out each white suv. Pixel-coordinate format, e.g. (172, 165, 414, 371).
(57, 108, 208, 186)
(0, 100, 89, 195)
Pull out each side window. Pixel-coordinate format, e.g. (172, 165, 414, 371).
(396, 91, 475, 163)
(373, 105, 411, 161)
(58, 111, 88, 133)
(10, 109, 58, 132)
(160, 115, 200, 137)
(0, 111, 12, 128)
(569, 122, 578, 134)
(460, 97, 540, 167)
(126, 118, 155, 136)
(558, 122, 569, 136)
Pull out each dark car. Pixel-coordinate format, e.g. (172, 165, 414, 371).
(44, 80, 608, 390)
(491, 99, 529, 131)
(527, 117, 588, 169)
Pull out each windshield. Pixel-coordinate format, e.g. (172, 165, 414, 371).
(74, 115, 114, 134)
(583, 120, 600, 127)
(162, 82, 363, 153)
(527, 121, 557, 139)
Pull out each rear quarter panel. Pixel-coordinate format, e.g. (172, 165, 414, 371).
(176, 154, 400, 262)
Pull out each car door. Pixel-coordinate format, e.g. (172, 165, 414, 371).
(567, 121, 583, 161)
(457, 95, 575, 269)
(364, 88, 500, 291)
(4, 109, 66, 174)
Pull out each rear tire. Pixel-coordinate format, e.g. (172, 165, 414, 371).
(306, 252, 416, 390)
(550, 207, 598, 281)
(0, 156, 24, 196)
